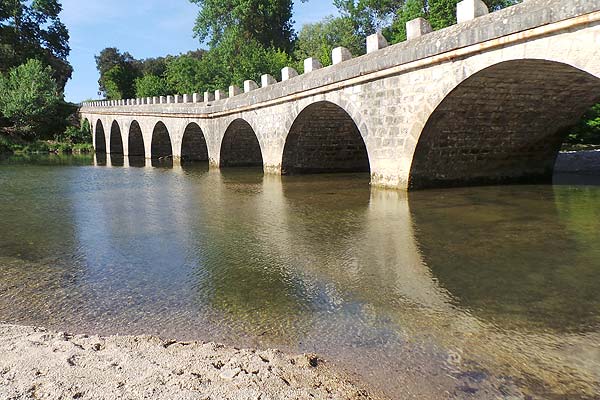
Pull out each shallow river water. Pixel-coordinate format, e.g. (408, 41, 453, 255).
(0, 154, 599, 399)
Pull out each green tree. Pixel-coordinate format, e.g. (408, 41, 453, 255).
(189, 0, 304, 52)
(95, 48, 140, 98)
(0, 59, 61, 137)
(566, 104, 600, 146)
(102, 64, 139, 100)
(334, 0, 402, 39)
(165, 55, 206, 94)
(295, 17, 364, 69)
(0, 0, 72, 91)
(135, 74, 170, 97)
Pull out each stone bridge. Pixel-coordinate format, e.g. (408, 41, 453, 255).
(80, 0, 600, 190)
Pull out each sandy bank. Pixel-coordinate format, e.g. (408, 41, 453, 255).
(0, 324, 379, 400)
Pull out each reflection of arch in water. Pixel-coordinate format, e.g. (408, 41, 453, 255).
(409, 185, 600, 333)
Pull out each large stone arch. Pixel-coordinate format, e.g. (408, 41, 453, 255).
(95, 119, 106, 153)
(408, 59, 600, 189)
(109, 120, 124, 155)
(151, 121, 173, 159)
(181, 122, 209, 163)
(282, 101, 370, 175)
(220, 119, 263, 168)
(128, 120, 145, 157)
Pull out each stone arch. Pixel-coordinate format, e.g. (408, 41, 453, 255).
(109, 120, 124, 155)
(95, 119, 106, 153)
(220, 119, 263, 168)
(151, 121, 173, 159)
(282, 101, 370, 174)
(128, 120, 145, 157)
(408, 59, 600, 190)
(181, 122, 209, 163)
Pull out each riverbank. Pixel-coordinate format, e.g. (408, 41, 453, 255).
(0, 324, 379, 400)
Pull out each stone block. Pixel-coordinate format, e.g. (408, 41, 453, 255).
(304, 58, 322, 73)
(183, 94, 190, 103)
(281, 67, 299, 81)
(152, 97, 158, 104)
(192, 93, 201, 103)
(244, 80, 259, 92)
(204, 92, 214, 102)
(332, 47, 352, 65)
(261, 74, 277, 87)
(215, 90, 227, 100)
(457, 0, 489, 23)
(229, 85, 242, 97)
(159, 96, 166, 104)
(367, 32, 388, 54)
(174, 94, 182, 103)
(406, 17, 433, 40)
(167, 95, 174, 104)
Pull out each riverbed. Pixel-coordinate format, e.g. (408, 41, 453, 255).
(0, 153, 599, 399)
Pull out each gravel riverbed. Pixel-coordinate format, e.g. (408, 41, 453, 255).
(0, 324, 380, 400)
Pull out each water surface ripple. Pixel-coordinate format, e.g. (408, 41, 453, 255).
(0, 154, 599, 399)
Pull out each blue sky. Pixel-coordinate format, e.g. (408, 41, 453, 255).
(60, 0, 339, 103)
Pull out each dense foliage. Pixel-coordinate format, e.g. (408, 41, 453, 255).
(0, 59, 61, 138)
(0, 0, 72, 91)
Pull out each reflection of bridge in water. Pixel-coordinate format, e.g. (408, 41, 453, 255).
(82, 0, 600, 190)
(86, 156, 600, 396)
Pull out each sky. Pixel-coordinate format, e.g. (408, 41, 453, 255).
(60, 0, 340, 103)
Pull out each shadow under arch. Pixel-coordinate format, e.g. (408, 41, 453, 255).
(109, 120, 123, 155)
(94, 120, 106, 153)
(181, 122, 209, 164)
(408, 59, 600, 190)
(220, 119, 263, 168)
(282, 101, 370, 175)
(151, 121, 173, 159)
(128, 120, 145, 157)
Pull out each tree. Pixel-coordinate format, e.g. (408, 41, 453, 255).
(294, 17, 364, 69)
(189, 0, 304, 52)
(101, 64, 139, 100)
(0, 0, 72, 91)
(0, 59, 61, 137)
(135, 74, 170, 98)
(567, 104, 600, 146)
(334, 0, 402, 39)
(95, 48, 140, 98)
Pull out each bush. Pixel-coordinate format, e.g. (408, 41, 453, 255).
(0, 59, 62, 138)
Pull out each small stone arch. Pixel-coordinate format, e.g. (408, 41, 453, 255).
(151, 121, 173, 159)
(282, 101, 370, 174)
(181, 122, 209, 164)
(408, 59, 600, 189)
(110, 120, 124, 155)
(95, 119, 106, 153)
(128, 120, 145, 157)
(220, 119, 263, 168)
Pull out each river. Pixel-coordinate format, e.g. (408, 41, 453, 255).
(0, 154, 599, 399)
